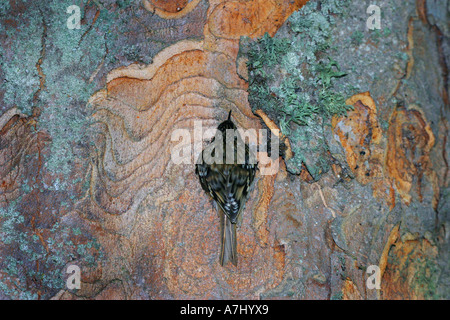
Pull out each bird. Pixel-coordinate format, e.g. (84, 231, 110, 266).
(195, 110, 257, 266)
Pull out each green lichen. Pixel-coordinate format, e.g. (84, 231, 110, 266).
(246, 0, 353, 178)
(0, 1, 148, 298)
(1, 0, 142, 178)
(413, 256, 442, 300)
(0, 2, 43, 116)
(331, 292, 343, 300)
(247, 33, 290, 115)
(369, 27, 392, 44)
(0, 199, 101, 299)
(38, 0, 105, 177)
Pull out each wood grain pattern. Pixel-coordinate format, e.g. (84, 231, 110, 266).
(75, 0, 308, 298)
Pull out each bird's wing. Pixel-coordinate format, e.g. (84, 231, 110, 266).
(195, 135, 257, 223)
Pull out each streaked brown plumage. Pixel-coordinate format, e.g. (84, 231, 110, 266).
(195, 111, 257, 266)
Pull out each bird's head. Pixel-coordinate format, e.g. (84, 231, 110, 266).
(217, 110, 236, 132)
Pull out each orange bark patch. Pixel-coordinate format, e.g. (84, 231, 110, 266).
(253, 174, 276, 247)
(385, 104, 436, 207)
(379, 224, 401, 278)
(332, 92, 393, 209)
(151, 0, 188, 13)
(381, 234, 439, 300)
(254, 109, 294, 161)
(342, 278, 363, 300)
(143, 0, 202, 19)
(208, 0, 308, 40)
(107, 49, 247, 111)
(332, 94, 439, 211)
(332, 92, 382, 179)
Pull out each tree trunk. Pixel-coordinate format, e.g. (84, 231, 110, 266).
(0, 0, 448, 300)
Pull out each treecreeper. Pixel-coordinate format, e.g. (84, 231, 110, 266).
(195, 111, 257, 266)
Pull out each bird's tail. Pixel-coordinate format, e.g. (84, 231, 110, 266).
(219, 208, 237, 266)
